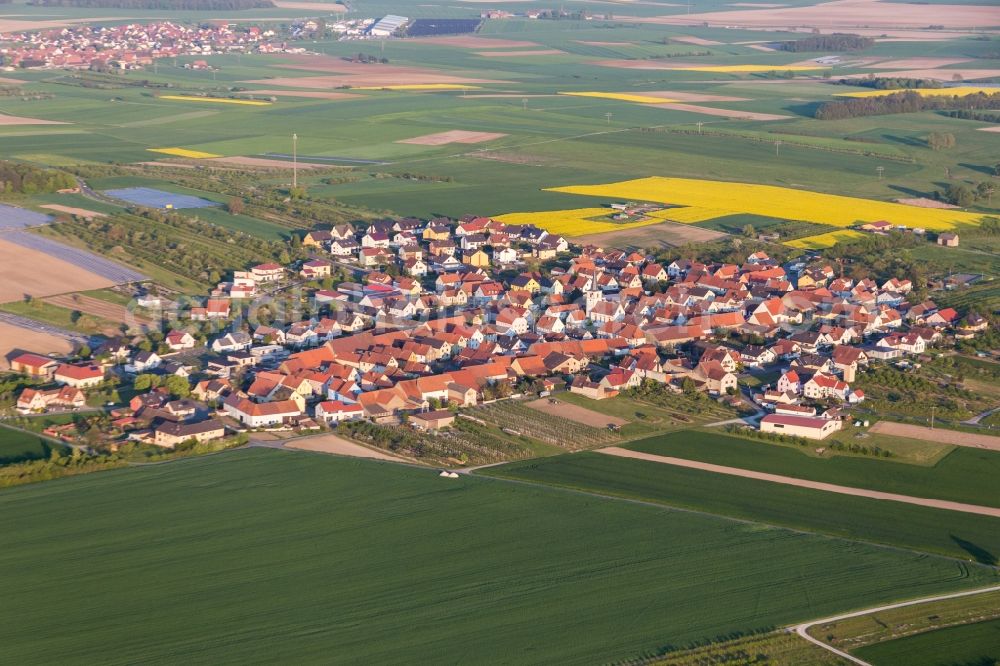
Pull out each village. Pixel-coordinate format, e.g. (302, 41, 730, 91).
(4, 209, 990, 457)
(0, 21, 302, 70)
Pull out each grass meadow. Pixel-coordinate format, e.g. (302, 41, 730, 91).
(483, 450, 1000, 563)
(627, 430, 1000, 508)
(1, 448, 996, 664)
(855, 618, 1000, 666)
(0, 425, 60, 464)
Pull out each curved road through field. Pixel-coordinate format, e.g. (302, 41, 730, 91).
(596, 447, 1000, 518)
(791, 584, 1000, 666)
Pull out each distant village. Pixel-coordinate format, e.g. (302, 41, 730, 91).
(0, 21, 304, 70)
(5, 205, 990, 453)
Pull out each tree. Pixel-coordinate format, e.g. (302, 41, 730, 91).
(76, 344, 91, 359)
(944, 183, 975, 207)
(226, 197, 244, 215)
(742, 224, 756, 238)
(976, 181, 995, 205)
(926, 131, 956, 151)
(163, 375, 190, 398)
(133, 374, 159, 391)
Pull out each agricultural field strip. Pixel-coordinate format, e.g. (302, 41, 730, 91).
(870, 421, 1000, 451)
(5, 449, 988, 664)
(1, 230, 145, 283)
(43, 293, 152, 327)
(793, 584, 1000, 666)
(549, 177, 987, 231)
(596, 447, 1000, 518)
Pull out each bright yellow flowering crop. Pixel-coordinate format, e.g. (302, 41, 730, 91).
(548, 177, 986, 231)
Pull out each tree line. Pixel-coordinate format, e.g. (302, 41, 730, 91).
(815, 91, 1000, 120)
(0, 160, 76, 195)
(945, 109, 1000, 123)
(777, 34, 874, 52)
(837, 76, 942, 90)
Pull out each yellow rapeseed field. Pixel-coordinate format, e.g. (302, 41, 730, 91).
(835, 86, 1000, 99)
(147, 147, 221, 159)
(559, 92, 676, 104)
(673, 64, 823, 73)
(353, 84, 480, 91)
(160, 95, 271, 106)
(785, 230, 866, 249)
(548, 177, 985, 231)
(494, 207, 664, 237)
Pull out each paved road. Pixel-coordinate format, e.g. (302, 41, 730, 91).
(791, 584, 1000, 666)
(596, 446, 1000, 518)
(965, 406, 1000, 426)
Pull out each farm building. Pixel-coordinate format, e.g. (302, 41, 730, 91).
(370, 15, 407, 37)
(411, 409, 455, 430)
(937, 233, 959, 247)
(9, 352, 59, 380)
(53, 363, 105, 388)
(760, 414, 842, 440)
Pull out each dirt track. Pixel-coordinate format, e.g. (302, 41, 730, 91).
(527, 398, 627, 428)
(869, 421, 1000, 452)
(286, 433, 406, 461)
(597, 446, 1000, 517)
(39, 204, 106, 218)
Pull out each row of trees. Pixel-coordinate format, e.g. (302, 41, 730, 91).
(934, 181, 996, 207)
(838, 76, 941, 90)
(944, 109, 1000, 123)
(815, 91, 1000, 120)
(777, 34, 874, 52)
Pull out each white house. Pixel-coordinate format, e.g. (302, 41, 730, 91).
(223, 395, 301, 427)
(315, 400, 364, 424)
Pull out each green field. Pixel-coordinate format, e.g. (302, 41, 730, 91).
(0, 448, 996, 664)
(483, 450, 1000, 563)
(0, 425, 60, 464)
(628, 430, 1000, 507)
(0, 19, 995, 226)
(855, 618, 1000, 666)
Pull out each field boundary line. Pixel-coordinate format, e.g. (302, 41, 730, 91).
(791, 584, 1000, 666)
(596, 447, 1000, 518)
